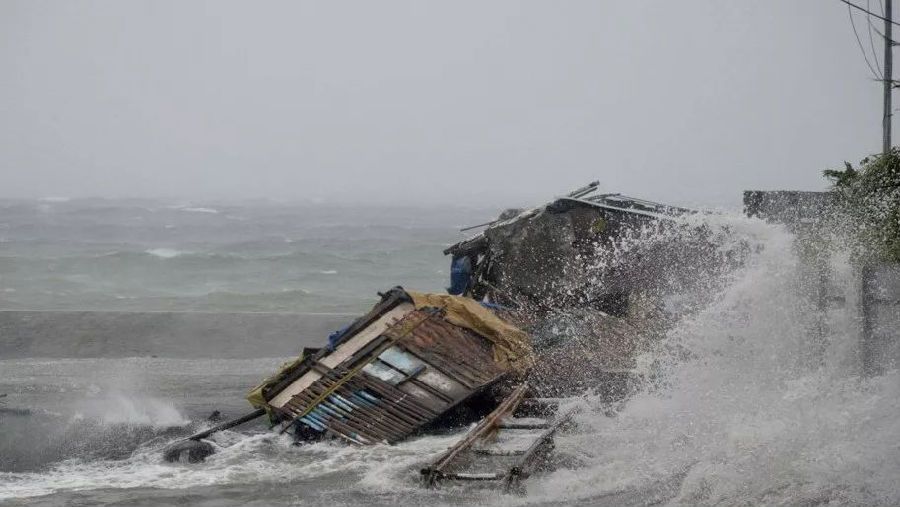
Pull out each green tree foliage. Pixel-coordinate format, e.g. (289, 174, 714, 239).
(824, 148, 900, 262)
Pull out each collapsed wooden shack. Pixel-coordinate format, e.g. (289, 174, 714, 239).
(444, 182, 745, 398)
(445, 181, 698, 314)
(246, 287, 534, 444)
(240, 286, 583, 491)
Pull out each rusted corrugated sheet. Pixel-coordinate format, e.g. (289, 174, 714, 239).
(272, 307, 510, 444)
(403, 317, 502, 388)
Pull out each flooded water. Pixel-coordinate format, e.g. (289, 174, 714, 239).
(1, 201, 898, 506)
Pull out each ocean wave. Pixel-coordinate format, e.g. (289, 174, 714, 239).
(170, 206, 219, 214)
(83, 248, 375, 265)
(145, 248, 187, 259)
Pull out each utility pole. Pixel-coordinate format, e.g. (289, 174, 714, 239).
(884, 0, 893, 154)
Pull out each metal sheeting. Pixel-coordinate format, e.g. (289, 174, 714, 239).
(403, 317, 505, 388)
(272, 308, 511, 445)
(281, 368, 440, 444)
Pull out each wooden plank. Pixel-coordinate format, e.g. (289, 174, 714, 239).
(473, 449, 526, 456)
(503, 408, 578, 492)
(278, 310, 439, 435)
(498, 417, 548, 430)
(443, 472, 502, 481)
(301, 369, 427, 434)
(421, 383, 528, 487)
(320, 303, 415, 369)
(263, 289, 412, 401)
(292, 385, 398, 442)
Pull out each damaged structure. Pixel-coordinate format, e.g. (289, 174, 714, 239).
(246, 287, 534, 445)
(421, 383, 575, 491)
(443, 182, 744, 399)
(444, 181, 696, 315)
(168, 182, 747, 490)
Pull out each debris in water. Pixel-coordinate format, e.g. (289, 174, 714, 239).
(247, 287, 534, 445)
(162, 439, 215, 463)
(421, 383, 577, 493)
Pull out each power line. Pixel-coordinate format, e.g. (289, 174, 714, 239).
(850, 5, 884, 79)
(838, 0, 900, 27)
(866, 17, 900, 45)
(867, 17, 899, 44)
(869, 0, 885, 76)
(842, 0, 896, 151)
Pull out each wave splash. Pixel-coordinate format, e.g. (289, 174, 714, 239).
(3, 213, 899, 506)
(73, 392, 189, 428)
(524, 214, 900, 506)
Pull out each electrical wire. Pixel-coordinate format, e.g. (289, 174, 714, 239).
(850, 5, 885, 79)
(838, 0, 900, 27)
(868, 0, 884, 76)
(866, 13, 900, 45)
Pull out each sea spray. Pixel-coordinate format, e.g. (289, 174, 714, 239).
(522, 215, 900, 506)
(3, 212, 898, 506)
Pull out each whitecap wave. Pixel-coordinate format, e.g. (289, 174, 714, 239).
(180, 207, 219, 214)
(145, 248, 186, 259)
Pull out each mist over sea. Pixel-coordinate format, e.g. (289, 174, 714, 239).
(2, 199, 899, 506)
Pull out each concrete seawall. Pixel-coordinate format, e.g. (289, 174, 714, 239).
(0, 310, 354, 359)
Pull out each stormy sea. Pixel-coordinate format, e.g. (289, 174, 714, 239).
(1, 198, 898, 506)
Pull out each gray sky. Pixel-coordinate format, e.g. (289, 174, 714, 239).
(0, 1, 890, 207)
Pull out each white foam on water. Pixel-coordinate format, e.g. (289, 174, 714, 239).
(0, 431, 464, 501)
(0, 433, 284, 500)
(179, 207, 219, 214)
(145, 248, 186, 259)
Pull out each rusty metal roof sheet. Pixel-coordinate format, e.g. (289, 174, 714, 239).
(269, 306, 510, 444)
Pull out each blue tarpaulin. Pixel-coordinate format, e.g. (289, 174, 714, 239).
(447, 255, 472, 295)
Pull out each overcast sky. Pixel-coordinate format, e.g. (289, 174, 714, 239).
(0, 1, 891, 207)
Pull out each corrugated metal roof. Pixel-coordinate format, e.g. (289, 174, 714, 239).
(271, 307, 510, 444)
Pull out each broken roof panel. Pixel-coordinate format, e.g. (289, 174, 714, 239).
(250, 288, 532, 445)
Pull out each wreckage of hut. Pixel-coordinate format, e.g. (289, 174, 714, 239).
(245, 287, 534, 445)
(167, 182, 741, 490)
(445, 181, 702, 315)
(420, 383, 576, 491)
(442, 181, 747, 400)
